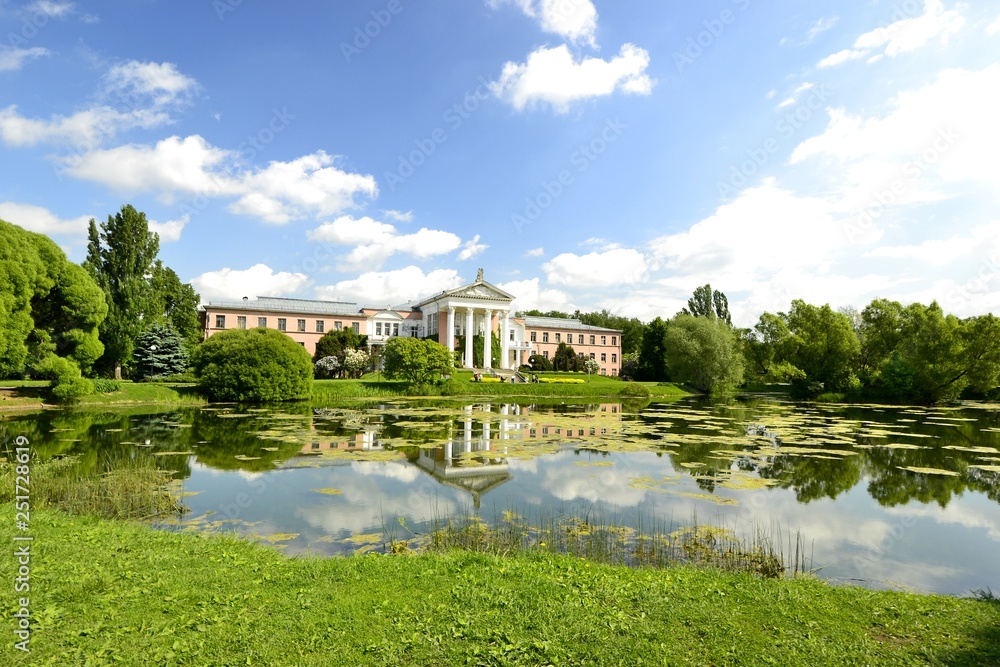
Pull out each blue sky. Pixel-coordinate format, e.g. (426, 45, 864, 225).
(1, 0, 998, 325)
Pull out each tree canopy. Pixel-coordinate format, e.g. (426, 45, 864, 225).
(664, 314, 744, 393)
(382, 337, 453, 384)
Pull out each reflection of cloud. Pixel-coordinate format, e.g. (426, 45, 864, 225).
(351, 461, 422, 483)
(535, 452, 649, 506)
(885, 497, 1000, 541)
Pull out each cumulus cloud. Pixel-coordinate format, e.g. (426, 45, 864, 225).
(191, 264, 310, 302)
(0, 46, 49, 72)
(525, 247, 544, 257)
(0, 201, 91, 237)
(491, 44, 653, 113)
(543, 248, 648, 287)
(317, 266, 463, 305)
(818, 0, 964, 67)
(104, 60, 198, 107)
(307, 215, 464, 270)
(989, 14, 1000, 36)
(489, 0, 599, 46)
(147, 213, 188, 243)
(457, 234, 488, 261)
(63, 138, 378, 224)
(791, 64, 1000, 197)
(26, 0, 76, 17)
(497, 277, 573, 313)
(864, 221, 1000, 267)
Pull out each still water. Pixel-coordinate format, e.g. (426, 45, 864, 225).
(5, 396, 1000, 595)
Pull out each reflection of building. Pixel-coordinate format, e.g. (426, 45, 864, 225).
(414, 404, 528, 507)
(200, 270, 623, 375)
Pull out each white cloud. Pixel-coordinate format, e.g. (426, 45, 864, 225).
(543, 248, 648, 287)
(864, 222, 1000, 267)
(457, 234, 488, 261)
(191, 264, 310, 303)
(803, 16, 839, 44)
(0, 46, 49, 72)
(525, 247, 544, 257)
(307, 216, 463, 270)
(0, 59, 196, 147)
(64, 138, 379, 224)
(382, 209, 413, 223)
(27, 1, 75, 17)
(818, 0, 964, 67)
(0, 201, 91, 237)
(776, 82, 815, 109)
(497, 277, 573, 313)
(792, 64, 1000, 194)
(491, 44, 653, 113)
(104, 60, 198, 107)
(147, 214, 189, 243)
(318, 266, 463, 305)
(489, 0, 598, 45)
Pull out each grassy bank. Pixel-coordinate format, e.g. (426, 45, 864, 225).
(1, 509, 998, 666)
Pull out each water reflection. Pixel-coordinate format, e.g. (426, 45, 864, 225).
(4, 397, 1000, 594)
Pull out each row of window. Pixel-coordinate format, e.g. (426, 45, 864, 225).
(213, 315, 359, 334)
(540, 350, 618, 364)
(530, 332, 618, 346)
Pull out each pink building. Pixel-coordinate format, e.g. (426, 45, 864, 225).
(200, 270, 622, 376)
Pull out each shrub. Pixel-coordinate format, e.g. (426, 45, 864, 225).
(34, 354, 93, 403)
(539, 378, 585, 384)
(191, 328, 313, 402)
(619, 383, 651, 398)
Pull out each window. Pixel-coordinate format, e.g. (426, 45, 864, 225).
(335, 321, 342, 331)
(612, 336, 618, 346)
(612, 354, 617, 363)
(601, 353, 606, 362)
(277, 318, 287, 331)
(297, 319, 306, 332)
(393, 323, 399, 337)
(376, 322, 382, 336)
(601, 336, 607, 345)
(215, 315, 226, 329)
(258, 317, 267, 328)
(543, 351, 549, 359)
(590, 335, 595, 345)
(589, 353, 595, 359)
(600, 369, 607, 376)
(298, 342, 305, 347)
(578, 334, 584, 345)
(510, 330, 515, 341)
(543, 333, 549, 343)
(555, 333, 561, 343)
(612, 369, 618, 376)
(352, 323, 360, 333)
(316, 320, 325, 333)
(237, 316, 247, 329)
(530, 332, 536, 342)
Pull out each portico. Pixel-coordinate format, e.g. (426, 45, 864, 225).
(414, 269, 516, 370)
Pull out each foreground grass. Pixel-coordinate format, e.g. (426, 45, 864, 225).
(2, 510, 998, 666)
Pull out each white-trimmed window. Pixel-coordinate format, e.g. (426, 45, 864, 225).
(237, 316, 247, 329)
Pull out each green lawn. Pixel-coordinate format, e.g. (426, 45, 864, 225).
(1, 509, 997, 666)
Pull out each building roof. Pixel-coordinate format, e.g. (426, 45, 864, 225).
(413, 269, 515, 308)
(523, 316, 622, 334)
(203, 297, 363, 317)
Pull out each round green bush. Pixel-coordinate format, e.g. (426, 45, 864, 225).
(191, 328, 313, 402)
(619, 383, 651, 398)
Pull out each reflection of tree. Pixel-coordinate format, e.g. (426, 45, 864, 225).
(756, 453, 862, 503)
(188, 411, 305, 472)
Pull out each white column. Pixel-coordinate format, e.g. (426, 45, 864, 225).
(483, 309, 493, 370)
(465, 308, 474, 368)
(501, 311, 511, 370)
(423, 310, 430, 339)
(446, 307, 455, 353)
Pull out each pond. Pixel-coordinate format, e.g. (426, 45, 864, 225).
(5, 396, 1000, 596)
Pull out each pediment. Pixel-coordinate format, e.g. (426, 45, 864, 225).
(449, 282, 513, 301)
